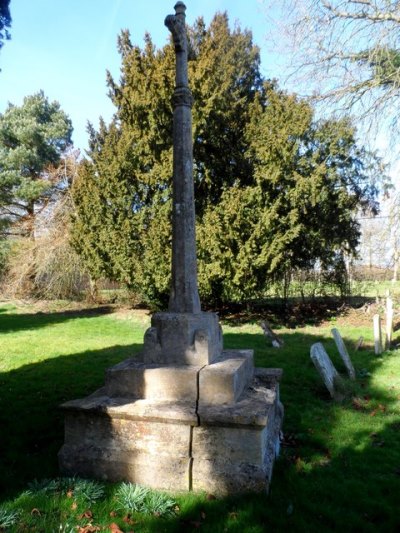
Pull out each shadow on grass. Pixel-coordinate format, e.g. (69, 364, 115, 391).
(141, 417, 400, 532)
(0, 342, 141, 499)
(0, 326, 399, 531)
(143, 331, 400, 532)
(0, 306, 115, 333)
(219, 295, 374, 328)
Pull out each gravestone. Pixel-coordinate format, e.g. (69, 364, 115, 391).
(385, 296, 393, 350)
(331, 328, 355, 379)
(373, 314, 383, 355)
(310, 342, 342, 400)
(58, 2, 283, 494)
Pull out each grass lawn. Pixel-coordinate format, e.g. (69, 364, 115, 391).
(0, 300, 399, 532)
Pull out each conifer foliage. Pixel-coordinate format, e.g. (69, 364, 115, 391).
(71, 13, 384, 306)
(0, 91, 73, 238)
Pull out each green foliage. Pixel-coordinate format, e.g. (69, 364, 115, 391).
(115, 482, 150, 513)
(355, 46, 400, 88)
(0, 236, 9, 276)
(71, 13, 384, 307)
(0, 91, 72, 237)
(0, 506, 20, 529)
(0, 0, 11, 49)
(71, 478, 105, 504)
(115, 482, 177, 516)
(28, 477, 105, 505)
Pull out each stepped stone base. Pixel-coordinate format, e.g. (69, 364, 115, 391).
(59, 362, 283, 493)
(59, 311, 283, 494)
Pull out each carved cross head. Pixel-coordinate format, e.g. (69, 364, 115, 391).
(165, 2, 187, 53)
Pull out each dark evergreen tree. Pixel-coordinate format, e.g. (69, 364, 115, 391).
(71, 13, 385, 306)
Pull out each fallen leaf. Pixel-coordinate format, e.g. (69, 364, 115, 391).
(123, 514, 135, 525)
(66, 490, 74, 498)
(109, 523, 124, 533)
(71, 501, 78, 511)
(78, 510, 93, 520)
(229, 512, 238, 520)
(77, 526, 100, 533)
(200, 511, 206, 520)
(109, 511, 117, 518)
(31, 508, 41, 516)
(352, 398, 365, 411)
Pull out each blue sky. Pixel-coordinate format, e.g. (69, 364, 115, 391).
(0, 0, 276, 153)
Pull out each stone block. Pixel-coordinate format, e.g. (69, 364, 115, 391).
(198, 372, 281, 428)
(143, 311, 222, 365)
(198, 350, 254, 405)
(59, 407, 193, 491)
(59, 445, 190, 491)
(61, 394, 198, 425)
(192, 425, 266, 464)
(61, 410, 191, 455)
(106, 358, 201, 401)
(191, 458, 269, 494)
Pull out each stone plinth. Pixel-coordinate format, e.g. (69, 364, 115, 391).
(59, 367, 283, 494)
(143, 312, 222, 365)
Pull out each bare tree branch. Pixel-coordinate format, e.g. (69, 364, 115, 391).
(264, 0, 400, 148)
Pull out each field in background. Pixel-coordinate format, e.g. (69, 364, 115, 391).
(0, 300, 399, 532)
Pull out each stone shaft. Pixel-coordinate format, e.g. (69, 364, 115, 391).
(165, 2, 201, 314)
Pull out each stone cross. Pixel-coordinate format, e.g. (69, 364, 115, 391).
(165, 2, 201, 314)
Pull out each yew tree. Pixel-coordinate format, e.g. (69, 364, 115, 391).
(71, 12, 384, 306)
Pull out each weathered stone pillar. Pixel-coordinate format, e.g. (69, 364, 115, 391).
(165, 2, 201, 314)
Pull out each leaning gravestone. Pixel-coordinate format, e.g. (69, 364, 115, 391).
(310, 342, 342, 400)
(331, 328, 356, 380)
(58, 2, 283, 495)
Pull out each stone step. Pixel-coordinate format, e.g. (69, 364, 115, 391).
(59, 369, 283, 494)
(198, 349, 254, 405)
(105, 349, 255, 405)
(105, 358, 201, 402)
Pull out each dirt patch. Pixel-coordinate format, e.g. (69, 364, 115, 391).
(111, 307, 151, 325)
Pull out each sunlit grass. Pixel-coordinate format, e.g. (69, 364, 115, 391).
(0, 301, 399, 531)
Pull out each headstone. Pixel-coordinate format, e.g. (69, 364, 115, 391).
(58, 2, 283, 495)
(331, 328, 356, 379)
(310, 342, 342, 400)
(373, 314, 383, 355)
(355, 336, 364, 351)
(386, 296, 393, 350)
(260, 319, 284, 348)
